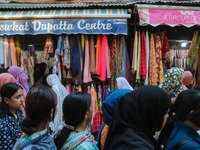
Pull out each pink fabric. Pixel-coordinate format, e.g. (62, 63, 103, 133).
(90, 84, 96, 126)
(96, 35, 101, 75)
(90, 35, 96, 74)
(10, 36, 17, 66)
(106, 36, 111, 79)
(0, 73, 16, 89)
(4, 36, 8, 68)
(182, 71, 193, 86)
(100, 35, 107, 81)
(66, 85, 70, 94)
(9, 66, 29, 95)
(83, 35, 92, 83)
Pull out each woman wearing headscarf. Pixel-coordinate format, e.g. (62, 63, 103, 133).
(104, 85, 171, 150)
(0, 73, 16, 89)
(47, 74, 68, 132)
(184, 67, 195, 89)
(116, 77, 133, 90)
(97, 89, 132, 150)
(181, 71, 193, 90)
(159, 67, 184, 98)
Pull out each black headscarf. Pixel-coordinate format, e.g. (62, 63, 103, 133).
(104, 85, 171, 150)
(0, 67, 8, 74)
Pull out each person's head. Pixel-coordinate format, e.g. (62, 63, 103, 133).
(181, 71, 193, 86)
(102, 89, 132, 126)
(158, 89, 200, 148)
(116, 77, 133, 90)
(0, 83, 23, 118)
(159, 67, 184, 96)
(46, 74, 60, 87)
(54, 92, 92, 149)
(49, 67, 53, 74)
(184, 67, 195, 77)
(105, 85, 170, 148)
(0, 67, 8, 74)
(0, 73, 16, 89)
(40, 62, 47, 74)
(21, 86, 57, 135)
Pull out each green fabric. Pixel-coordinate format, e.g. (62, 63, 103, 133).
(136, 32, 141, 81)
(158, 67, 184, 97)
(189, 36, 200, 67)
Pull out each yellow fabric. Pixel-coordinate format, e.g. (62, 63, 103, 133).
(81, 34, 84, 52)
(188, 31, 198, 57)
(100, 124, 110, 150)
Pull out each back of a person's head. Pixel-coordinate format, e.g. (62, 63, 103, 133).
(21, 86, 57, 135)
(181, 71, 193, 86)
(54, 92, 91, 149)
(0, 73, 16, 89)
(158, 89, 200, 149)
(184, 67, 195, 77)
(0, 83, 23, 118)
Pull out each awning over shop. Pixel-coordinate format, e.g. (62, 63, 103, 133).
(0, 9, 130, 35)
(137, 4, 200, 27)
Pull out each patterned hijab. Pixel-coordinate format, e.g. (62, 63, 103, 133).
(159, 67, 184, 96)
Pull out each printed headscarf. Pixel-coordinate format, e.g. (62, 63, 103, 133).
(116, 77, 133, 90)
(104, 85, 170, 150)
(0, 73, 16, 89)
(9, 66, 28, 95)
(159, 67, 184, 96)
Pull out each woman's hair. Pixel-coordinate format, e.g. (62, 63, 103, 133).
(21, 86, 57, 135)
(54, 92, 91, 149)
(0, 83, 23, 118)
(158, 89, 200, 149)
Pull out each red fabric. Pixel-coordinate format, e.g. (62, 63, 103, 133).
(91, 111, 103, 133)
(162, 31, 170, 59)
(139, 32, 147, 80)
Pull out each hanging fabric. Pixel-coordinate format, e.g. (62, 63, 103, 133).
(63, 35, 70, 69)
(100, 35, 107, 81)
(132, 31, 138, 75)
(139, 32, 147, 80)
(117, 35, 123, 78)
(96, 35, 101, 76)
(53, 50, 62, 81)
(149, 34, 157, 85)
(121, 36, 126, 78)
(4, 36, 8, 68)
(106, 36, 111, 79)
(145, 31, 149, 85)
(56, 35, 64, 56)
(111, 35, 117, 92)
(8, 36, 12, 67)
(77, 36, 84, 85)
(188, 31, 198, 57)
(81, 34, 85, 52)
(161, 31, 170, 59)
(115, 36, 120, 78)
(189, 36, 200, 67)
(90, 84, 97, 126)
(44, 35, 54, 60)
(90, 35, 96, 74)
(83, 35, 92, 83)
(71, 37, 80, 77)
(15, 37, 22, 67)
(0, 36, 4, 65)
(136, 31, 141, 82)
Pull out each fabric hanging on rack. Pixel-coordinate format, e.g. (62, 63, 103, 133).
(83, 35, 92, 83)
(81, 34, 84, 52)
(10, 36, 17, 66)
(189, 36, 200, 67)
(121, 36, 126, 78)
(8, 36, 12, 67)
(71, 37, 80, 77)
(63, 35, 70, 69)
(0, 36, 4, 65)
(94, 84, 99, 112)
(155, 34, 160, 82)
(149, 34, 157, 85)
(77, 37, 84, 85)
(90, 84, 97, 126)
(106, 36, 111, 79)
(44, 35, 54, 60)
(4, 36, 8, 68)
(157, 35, 164, 84)
(15, 37, 22, 67)
(90, 35, 96, 74)
(139, 32, 147, 80)
(98, 84, 102, 111)
(111, 35, 117, 92)
(96, 35, 101, 75)
(115, 36, 120, 78)
(100, 35, 107, 81)
(56, 35, 64, 56)
(188, 31, 198, 57)
(117, 36, 123, 78)
(145, 31, 149, 85)
(136, 31, 141, 81)
(125, 43, 131, 82)
(132, 31, 138, 75)
(53, 50, 62, 81)
(161, 31, 170, 59)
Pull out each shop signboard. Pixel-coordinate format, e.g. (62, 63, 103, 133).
(0, 19, 127, 35)
(138, 4, 200, 27)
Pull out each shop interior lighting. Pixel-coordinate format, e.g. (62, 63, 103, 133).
(181, 42, 187, 47)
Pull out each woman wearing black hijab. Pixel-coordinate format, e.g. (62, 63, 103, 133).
(104, 85, 171, 150)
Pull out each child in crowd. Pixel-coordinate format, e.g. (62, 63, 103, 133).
(0, 83, 24, 150)
(13, 86, 57, 150)
(54, 92, 98, 150)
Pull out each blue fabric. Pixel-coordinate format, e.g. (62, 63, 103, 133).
(97, 122, 105, 149)
(165, 121, 200, 150)
(121, 36, 126, 77)
(56, 35, 64, 56)
(8, 36, 12, 67)
(0, 110, 24, 150)
(102, 89, 132, 126)
(13, 131, 57, 150)
(71, 37, 80, 78)
(0, 36, 4, 64)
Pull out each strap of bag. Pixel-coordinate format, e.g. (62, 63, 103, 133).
(173, 139, 200, 150)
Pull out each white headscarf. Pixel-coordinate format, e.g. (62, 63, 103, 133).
(116, 77, 133, 90)
(47, 74, 68, 131)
